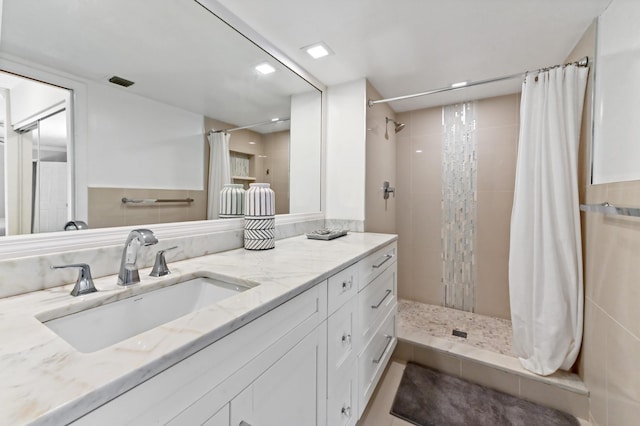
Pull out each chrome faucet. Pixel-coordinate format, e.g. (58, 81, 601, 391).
(51, 263, 98, 296)
(150, 246, 178, 277)
(117, 229, 158, 286)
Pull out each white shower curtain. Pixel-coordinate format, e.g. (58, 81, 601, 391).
(207, 131, 231, 220)
(509, 64, 588, 376)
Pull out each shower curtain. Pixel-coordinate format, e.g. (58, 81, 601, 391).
(509, 64, 588, 376)
(206, 131, 231, 220)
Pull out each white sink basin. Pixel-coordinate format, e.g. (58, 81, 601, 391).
(43, 276, 253, 353)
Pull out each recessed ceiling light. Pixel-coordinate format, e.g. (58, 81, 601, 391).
(249, 141, 256, 145)
(451, 81, 468, 88)
(302, 42, 333, 59)
(415, 150, 423, 153)
(255, 62, 276, 75)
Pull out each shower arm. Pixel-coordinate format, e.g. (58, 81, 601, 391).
(384, 117, 405, 140)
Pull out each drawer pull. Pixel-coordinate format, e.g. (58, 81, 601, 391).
(372, 335, 393, 364)
(240, 422, 253, 426)
(342, 278, 353, 292)
(372, 254, 393, 269)
(341, 405, 352, 418)
(371, 289, 392, 309)
(341, 333, 352, 345)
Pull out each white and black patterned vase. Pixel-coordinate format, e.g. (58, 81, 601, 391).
(244, 183, 275, 250)
(219, 184, 245, 218)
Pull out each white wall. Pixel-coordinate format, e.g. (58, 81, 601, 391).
(290, 90, 322, 213)
(0, 93, 5, 220)
(593, 0, 640, 183)
(9, 79, 67, 126)
(87, 82, 205, 190)
(325, 78, 367, 222)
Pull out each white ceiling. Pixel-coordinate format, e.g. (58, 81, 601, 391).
(217, 0, 612, 111)
(0, 0, 315, 131)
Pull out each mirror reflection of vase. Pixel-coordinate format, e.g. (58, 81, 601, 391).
(219, 184, 245, 218)
(246, 183, 275, 217)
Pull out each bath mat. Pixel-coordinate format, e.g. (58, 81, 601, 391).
(391, 362, 579, 426)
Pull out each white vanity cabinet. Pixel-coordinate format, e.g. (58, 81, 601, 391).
(71, 238, 397, 426)
(356, 242, 398, 418)
(73, 282, 327, 426)
(326, 241, 398, 424)
(326, 264, 359, 426)
(201, 406, 229, 426)
(229, 324, 326, 426)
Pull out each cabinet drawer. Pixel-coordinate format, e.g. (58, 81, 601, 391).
(358, 242, 397, 291)
(327, 359, 357, 426)
(357, 263, 396, 351)
(328, 298, 356, 378)
(328, 263, 358, 315)
(357, 309, 396, 418)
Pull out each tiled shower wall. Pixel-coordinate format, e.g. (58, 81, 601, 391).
(441, 103, 477, 312)
(364, 81, 397, 234)
(568, 22, 640, 426)
(396, 93, 520, 319)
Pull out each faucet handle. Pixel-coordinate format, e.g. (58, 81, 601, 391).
(150, 246, 178, 277)
(51, 263, 98, 297)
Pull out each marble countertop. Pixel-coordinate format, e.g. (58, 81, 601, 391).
(0, 232, 397, 425)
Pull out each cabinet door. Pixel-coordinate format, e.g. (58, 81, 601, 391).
(327, 360, 357, 426)
(230, 323, 327, 426)
(203, 405, 230, 426)
(328, 297, 356, 374)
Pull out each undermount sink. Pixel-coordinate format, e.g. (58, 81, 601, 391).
(42, 276, 254, 353)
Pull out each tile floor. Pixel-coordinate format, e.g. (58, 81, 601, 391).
(358, 360, 412, 426)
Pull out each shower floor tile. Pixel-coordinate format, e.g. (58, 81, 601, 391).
(398, 299, 515, 356)
(396, 299, 589, 396)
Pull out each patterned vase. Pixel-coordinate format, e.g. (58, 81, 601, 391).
(244, 183, 275, 250)
(219, 184, 245, 218)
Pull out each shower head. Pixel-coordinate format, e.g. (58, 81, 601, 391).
(385, 117, 406, 140)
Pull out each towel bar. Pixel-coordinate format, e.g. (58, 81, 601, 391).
(121, 197, 194, 205)
(579, 202, 640, 218)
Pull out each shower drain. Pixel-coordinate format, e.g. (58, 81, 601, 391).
(452, 329, 468, 338)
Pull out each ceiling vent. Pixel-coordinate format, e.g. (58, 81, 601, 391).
(108, 75, 135, 87)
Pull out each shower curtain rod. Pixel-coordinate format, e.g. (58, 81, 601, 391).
(367, 56, 589, 107)
(210, 118, 290, 134)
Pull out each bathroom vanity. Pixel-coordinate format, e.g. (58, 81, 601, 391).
(0, 233, 397, 425)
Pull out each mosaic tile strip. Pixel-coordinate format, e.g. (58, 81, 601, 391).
(441, 102, 477, 312)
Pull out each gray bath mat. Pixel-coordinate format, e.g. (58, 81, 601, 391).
(391, 362, 579, 426)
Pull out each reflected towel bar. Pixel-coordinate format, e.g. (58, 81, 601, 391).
(122, 197, 194, 205)
(579, 202, 640, 217)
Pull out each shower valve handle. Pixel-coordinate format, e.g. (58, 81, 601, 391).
(383, 181, 395, 200)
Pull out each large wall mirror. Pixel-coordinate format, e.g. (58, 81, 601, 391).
(592, 0, 640, 184)
(0, 0, 323, 240)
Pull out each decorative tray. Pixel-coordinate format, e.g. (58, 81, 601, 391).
(305, 229, 348, 240)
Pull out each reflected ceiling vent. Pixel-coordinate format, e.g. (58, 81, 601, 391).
(108, 75, 135, 88)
